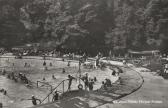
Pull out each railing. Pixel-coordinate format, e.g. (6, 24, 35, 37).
(40, 77, 84, 104)
(40, 79, 68, 104)
(37, 81, 53, 92)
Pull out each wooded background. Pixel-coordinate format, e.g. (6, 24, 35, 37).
(0, 0, 168, 55)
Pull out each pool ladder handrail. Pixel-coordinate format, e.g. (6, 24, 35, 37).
(41, 77, 84, 104)
(40, 79, 68, 104)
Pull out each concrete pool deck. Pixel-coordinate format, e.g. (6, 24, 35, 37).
(98, 68, 168, 108)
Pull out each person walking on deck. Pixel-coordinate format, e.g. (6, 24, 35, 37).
(67, 75, 75, 91)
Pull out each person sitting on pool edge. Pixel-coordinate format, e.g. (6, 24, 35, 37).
(28, 95, 41, 106)
(105, 78, 112, 87)
(23, 74, 29, 84)
(52, 91, 59, 102)
(100, 81, 107, 90)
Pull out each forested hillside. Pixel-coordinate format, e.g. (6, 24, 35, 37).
(0, 0, 168, 54)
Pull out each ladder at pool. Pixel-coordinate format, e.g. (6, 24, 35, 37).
(40, 77, 84, 104)
(40, 79, 67, 104)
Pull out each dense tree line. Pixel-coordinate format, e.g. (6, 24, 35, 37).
(0, 0, 168, 55)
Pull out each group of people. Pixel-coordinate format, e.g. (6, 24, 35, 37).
(42, 61, 54, 70)
(18, 73, 29, 84)
(100, 66, 122, 90)
(81, 73, 96, 91)
(82, 52, 104, 69)
(0, 88, 7, 95)
(1, 69, 30, 85)
(100, 78, 112, 90)
(24, 62, 31, 67)
(66, 53, 75, 60)
(164, 63, 168, 74)
(67, 73, 97, 91)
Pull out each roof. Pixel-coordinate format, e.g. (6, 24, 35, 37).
(128, 50, 160, 55)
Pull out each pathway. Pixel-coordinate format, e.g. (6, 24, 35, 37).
(98, 67, 168, 108)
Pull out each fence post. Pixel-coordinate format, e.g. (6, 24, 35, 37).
(51, 86, 52, 93)
(0, 103, 2, 108)
(63, 81, 64, 93)
(48, 95, 50, 103)
(37, 81, 38, 87)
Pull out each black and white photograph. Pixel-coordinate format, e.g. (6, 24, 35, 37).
(0, 0, 168, 108)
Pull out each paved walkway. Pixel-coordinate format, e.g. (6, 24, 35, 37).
(97, 67, 168, 108)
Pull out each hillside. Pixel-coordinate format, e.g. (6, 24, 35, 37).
(0, 0, 168, 55)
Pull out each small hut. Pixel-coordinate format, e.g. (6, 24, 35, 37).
(128, 50, 160, 58)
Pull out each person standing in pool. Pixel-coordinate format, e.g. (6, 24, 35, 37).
(43, 61, 46, 66)
(88, 79, 94, 91)
(67, 61, 70, 66)
(24, 62, 27, 67)
(82, 73, 89, 90)
(62, 68, 66, 74)
(43, 61, 48, 70)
